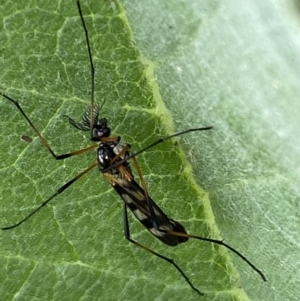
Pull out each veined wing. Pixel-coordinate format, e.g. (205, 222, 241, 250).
(112, 177, 188, 246)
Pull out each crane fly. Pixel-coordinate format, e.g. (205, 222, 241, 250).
(0, 1, 266, 296)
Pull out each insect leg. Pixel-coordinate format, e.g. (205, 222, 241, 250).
(123, 203, 203, 295)
(2, 162, 98, 230)
(0, 92, 98, 159)
(102, 126, 213, 172)
(131, 157, 159, 230)
(106, 143, 159, 230)
(167, 230, 266, 281)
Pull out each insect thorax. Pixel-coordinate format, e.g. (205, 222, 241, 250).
(97, 140, 131, 174)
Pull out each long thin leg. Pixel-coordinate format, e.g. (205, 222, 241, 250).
(102, 126, 213, 173)
(106, 143, 159, 230)
(166, 230, 266, 282)
(0, 92, 98, 159)
(123, 203, 203, 295)
(131, 157, 159, 230)
(2, 162, 98, 230)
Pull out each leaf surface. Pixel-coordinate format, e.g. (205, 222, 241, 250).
(0, 1, 299, 301)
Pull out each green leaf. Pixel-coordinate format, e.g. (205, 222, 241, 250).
(0, 1, 299, 301)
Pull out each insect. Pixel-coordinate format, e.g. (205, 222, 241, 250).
(0, 1, 266, 296)
(21, 134, 33, 143)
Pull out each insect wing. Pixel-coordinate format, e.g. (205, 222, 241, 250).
(112, 177, 188, 246)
